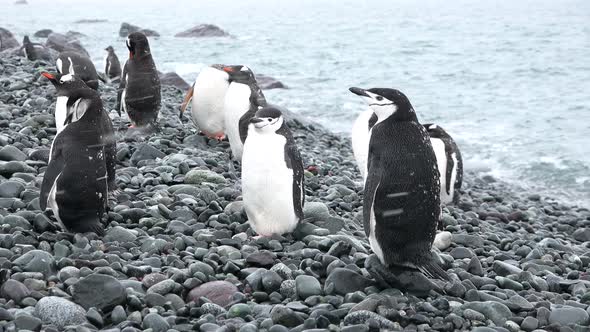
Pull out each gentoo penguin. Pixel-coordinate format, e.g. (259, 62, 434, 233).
(242, 106, 304, 236)
(40, 72, 117, 235)
(56, 51, 99, 90)
(351, 107, 377, 183)
(116, 32, 161, 129)
(222, 65, 267, 161)
(349, 87, 449, 282)
(424, 123, 463, 205)
(21, 36, 51, 61)
(104, 46, 122, 82)
(179, 64, 230, 140)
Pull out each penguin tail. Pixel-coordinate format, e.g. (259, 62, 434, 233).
(179, 84, 194, 119)
(417, 259, 450, 281)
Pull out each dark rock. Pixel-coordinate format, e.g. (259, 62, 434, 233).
(548, 307, 589, 326)
(325, 268, 372, 295)
(0, 279, 30, 303)
(0, 145, 27, 161)
(74, 19, 108, 24)
(270, 305, 304, 327)
(521, 317, 538, 331)
(130, 143, 165, 165)
(0, 181, 25, 198)
(296, 275, 322, 299)
(257, 74, 287, 90)
(493, 261, 523, 276)
(12, 249, 56, 276)
(34, 296, 87, 328)
(45, 32, 89, 56)
(119, 22, 160, 37)
(159, 72, 190, 90)
(187, 281, 238, 307)
(246, 251, 276, 267)
(343, 310, 398, 329)
(174, 24, 230, 38)
(33, 29, 53, 38)
(460, 301, 511, 325)
(15, 315, 42, 332)
(0, 28, 20, 51)
(71, 274, 126, 311)
(573, 228, 590, 242)
(142, 312, 170, 332)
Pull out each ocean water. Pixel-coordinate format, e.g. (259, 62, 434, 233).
(2, 0, 589, 206)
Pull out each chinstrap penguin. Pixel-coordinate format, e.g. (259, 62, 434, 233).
(242, 106, 304, 236)
(349, 86, 449, 285)
(222, 65, 267, 161)
(117, 32, 161, 129)
(424, 123, 463, 206)
(56, 51, 100, 90)
(104, 46, 122, 82)
(179, 64, 230, 140)
(40, 72, 117, 235)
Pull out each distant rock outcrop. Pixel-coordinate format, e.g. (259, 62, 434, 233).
(45, 32, 89, 57)
(119, 23, 160, 38)
(66, 31, 86, 39)
(74, 19, 108, 24)
(257, 74, 288, 90)
(158, 72, 190, 91)
(174, 24, 230, 38)
(0, 28, 20, 51)
(14, 0, 27, 4)
(33, 29, 53, 38)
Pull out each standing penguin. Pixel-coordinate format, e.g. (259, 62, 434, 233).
(222, 65, 267, 161)
(56, 51, 100, 90)
(40, 72, 117, 235)
(117, 32, 161, 129)
(351, 107, 377, 183)
(424, 124, 463, 205)
(349, 87, 449, 282)
(104, 46, 122, 82)
(242, 106, 304, 236)
(179, 64, 230, 140)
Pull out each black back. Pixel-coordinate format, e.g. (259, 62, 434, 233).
(117, 32, 161, 127)
(229, 68, 266, 143)
(57, 51, 99, 90)
(105, 46, 122, 80)
(364, 115, 440, 267)
(424, 123, 463, 194)
(368, 112, 378, 130)
(22, 36, 38, 61)
(40, 86, 115, 235)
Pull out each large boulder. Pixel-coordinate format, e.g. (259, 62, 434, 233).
(158, 72, 190, 90)
(33, 29, 53, 38)
(45, 32, 89, 57)
(175, 24, 230, 38)
(0, 28, 19, 51)
(257, 74, 287, 90)
(119, 22, 160, 37)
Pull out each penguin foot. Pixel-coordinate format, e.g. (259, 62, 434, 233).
(365, 254, 441, 295)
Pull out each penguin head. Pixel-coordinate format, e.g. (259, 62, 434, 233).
(349, 87, 416, 122)
(105, 45, 114, 53)
(42, 72, 85, 88)
(223, 65, 256, 84)
(23, 35, 31, 44)
(42, 72, 98, 125)
(249, 106, 284, 133)
(126, 32, 150, 59)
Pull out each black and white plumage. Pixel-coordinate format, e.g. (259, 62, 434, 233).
(56, 51, 99, 90)
(104, 46, 122, 82)
(116, 32, 161, 129)
(424, 123, 463, 206)
(179, 64, 229, 140)
(349, 87, 449, 281)
(21, 35, 51, 61)
(351, 107, 377, 183)
(222, 65, 267, 161)
(40, 72, 117, 235)
(242, 106, 304, 236)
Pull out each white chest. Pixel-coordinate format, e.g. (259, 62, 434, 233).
(192, 72, 229, 133)
(351, 108, 374, 183)
(430, 137, 450, 203)
(224, 83, 252, 159)
(55, 96, 68, 133)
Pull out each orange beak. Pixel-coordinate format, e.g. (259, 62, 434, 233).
(41, 72, 55, 80)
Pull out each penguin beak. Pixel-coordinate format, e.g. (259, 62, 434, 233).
(223, 66, 235, 73)
(250, 117, 264, 124)
(41, 72, 58, 85)
(349, 87, 369, 97)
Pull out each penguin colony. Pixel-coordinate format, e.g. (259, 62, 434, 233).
(33, 31, 464, 288)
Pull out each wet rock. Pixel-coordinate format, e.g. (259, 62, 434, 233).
(130, 143, 165, 165)
(45, 32, 89, 56)
(0, 145, 27, 161)
(548, 306, 589, 326)
(296, 275, 322, 299)
(461, 301, 511, 325)
(187, 281, 238, 307)
(71, 274, 126, 310)
(159, 72, 190, 90)
(33, 29, 53, 38)
(119, 22, 160, 37)
(0, 279, 30, 303)
(174, 24, 230, 38)
(13, 250, 56, 276)
(325, 268, 372, 295)
(0, 28, 19, 51)
(184, 169, 226, 185)
(257, 74, 287, 90)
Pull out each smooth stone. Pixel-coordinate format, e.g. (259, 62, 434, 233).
(460, 301, 512, 325)
(433, 231, 452, 250)
(548, 306, 589, 326)
(12, 250, 56, 276)
(0, 145, 27, 161)
(0, 279, 30, 303)
(70, 274, 126, 311)
(142, 312, 170, 332)
(34, 296, 87, 328)
(184, 169, 226, 185)
(187, 281, 238, 307)
(324, 268, 372, 295)
(295, 275, 322, 299)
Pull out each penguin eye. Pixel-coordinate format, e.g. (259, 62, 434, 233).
(267, 118, 272, 122)
(376, 96, 384, 101)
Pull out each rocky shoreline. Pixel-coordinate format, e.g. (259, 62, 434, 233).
(0, 54, 590, 332)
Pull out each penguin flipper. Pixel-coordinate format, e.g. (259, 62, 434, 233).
(40, 136, 65, 211)
(179, 83, 194, 119)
